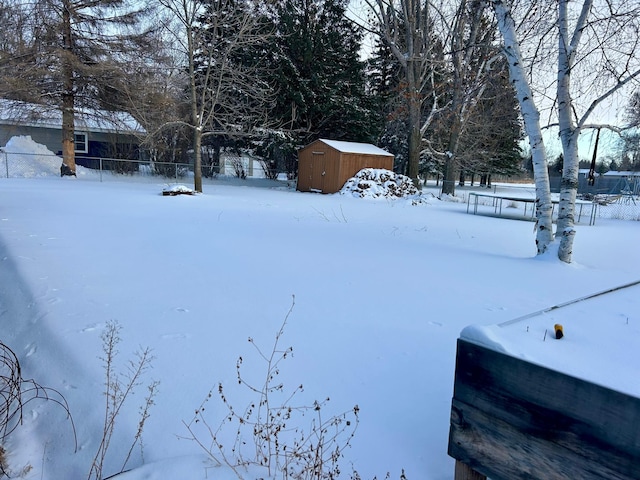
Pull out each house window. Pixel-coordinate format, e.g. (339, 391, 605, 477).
(74, 133, 88, 153)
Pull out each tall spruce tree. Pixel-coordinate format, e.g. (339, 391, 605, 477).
(1, 0, 154, 174)
(269, 0, 377, 143)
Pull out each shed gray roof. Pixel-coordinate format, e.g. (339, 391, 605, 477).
(318, 138, 394, 157)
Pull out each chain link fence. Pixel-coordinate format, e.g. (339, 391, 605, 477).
(591, 194, 640, 221)
(2, 149, 639, 221)
(0, 150, 193, 183)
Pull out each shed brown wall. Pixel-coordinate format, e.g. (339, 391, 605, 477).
(297, 140, 394, 194)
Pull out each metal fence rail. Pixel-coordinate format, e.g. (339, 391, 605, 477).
(0, 150, 193, 183)
(2, 150, 640, 221)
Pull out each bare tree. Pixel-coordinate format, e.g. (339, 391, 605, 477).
(554, 0, 640, 261)
(490, 0, 640, 261)
(491, 0, 554, 254)
(363, 0, 500, 194)
(430, 0, 498, 195)
(363, 0, 445, 185)
(157, 0, 274, 192)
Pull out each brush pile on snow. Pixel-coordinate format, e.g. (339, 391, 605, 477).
(162, 184, 195, 196)
(340, 168, 419, 199)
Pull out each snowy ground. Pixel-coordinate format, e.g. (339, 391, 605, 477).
(1, 137, 640, 479)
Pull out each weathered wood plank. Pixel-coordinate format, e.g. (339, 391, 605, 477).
(454, 460, 486, 480)
(449, 398, 636, 480)
(448, 339, 640, 480)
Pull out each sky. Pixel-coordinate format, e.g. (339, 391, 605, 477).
(0, 136, 639, 479)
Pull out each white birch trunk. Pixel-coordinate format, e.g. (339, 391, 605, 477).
(492, 0, 554, 254)
(556, 0, 593, 263)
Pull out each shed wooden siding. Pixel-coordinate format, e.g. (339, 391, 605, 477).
(448, 339, 640, 480)
(297, 139, 394, 194)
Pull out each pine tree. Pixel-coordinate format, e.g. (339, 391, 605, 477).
(269, 0, 377, 143)
(1, 0, 154, 174)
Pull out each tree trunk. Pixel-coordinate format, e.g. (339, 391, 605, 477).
(555, 0, 592, 263)
(441, 113, 462, 195)
(193, 127, 203, 193)
(406, 58, 421, 186)
(61, 0, 76, 174)
(186, 8, 202, 193)
(493, 0, 553, 254)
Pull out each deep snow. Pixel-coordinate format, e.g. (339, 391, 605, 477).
(1, 136, 639, 480)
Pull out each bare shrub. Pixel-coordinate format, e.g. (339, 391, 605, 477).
(0, 340, 76, 476)
(183, 296, 360, 479)
(88, 321, 158, 480)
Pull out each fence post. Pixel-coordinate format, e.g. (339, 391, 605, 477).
(3, 151, 8, 178)
(99, 158, 103, 183)
(175, 163, 178, 181)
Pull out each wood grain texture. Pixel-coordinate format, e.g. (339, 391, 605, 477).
(448, 339, 640, 480)
(454, 460, 486, 480)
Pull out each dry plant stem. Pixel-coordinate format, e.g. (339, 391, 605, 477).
(88, 321, 156, 480)
(0, 340, 76, 477)
(185, 295, 362, 479)
(121, 380, 160, 471)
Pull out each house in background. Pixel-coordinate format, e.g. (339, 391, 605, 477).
(297, 138, 394, 194)
(0, 99, 144, 166)
(217, 151, 267, 178)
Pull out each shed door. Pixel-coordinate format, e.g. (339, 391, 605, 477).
(310, 152, 326, 192)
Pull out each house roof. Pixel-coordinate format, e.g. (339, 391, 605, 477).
(0, 99, 145, 134)
(603, 170, 640, 177)
(314, 138, 394, 157)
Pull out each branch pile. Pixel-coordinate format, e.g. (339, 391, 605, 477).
(340, 168, 419, 199)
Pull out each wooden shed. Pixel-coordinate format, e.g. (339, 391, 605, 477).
(296, 138, 394, 194)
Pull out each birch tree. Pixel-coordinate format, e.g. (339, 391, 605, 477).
(491, 0, 554, 254)
(554, 0, 640, 262)
(490, 0, 640, 261)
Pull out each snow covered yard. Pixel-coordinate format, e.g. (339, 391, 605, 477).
(0, 155, 639, 479)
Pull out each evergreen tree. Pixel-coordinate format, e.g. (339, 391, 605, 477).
(269, 0, 377, 143)
(1, 0, 154, 174)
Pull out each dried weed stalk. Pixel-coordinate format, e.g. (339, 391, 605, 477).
(0, 339, 76, 476)
(183, 295, 360, 479)
(88, 321, 158, 480)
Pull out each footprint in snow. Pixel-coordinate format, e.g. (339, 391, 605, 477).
(25, 343, 37, 357)
(80, 323, 103, 333)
